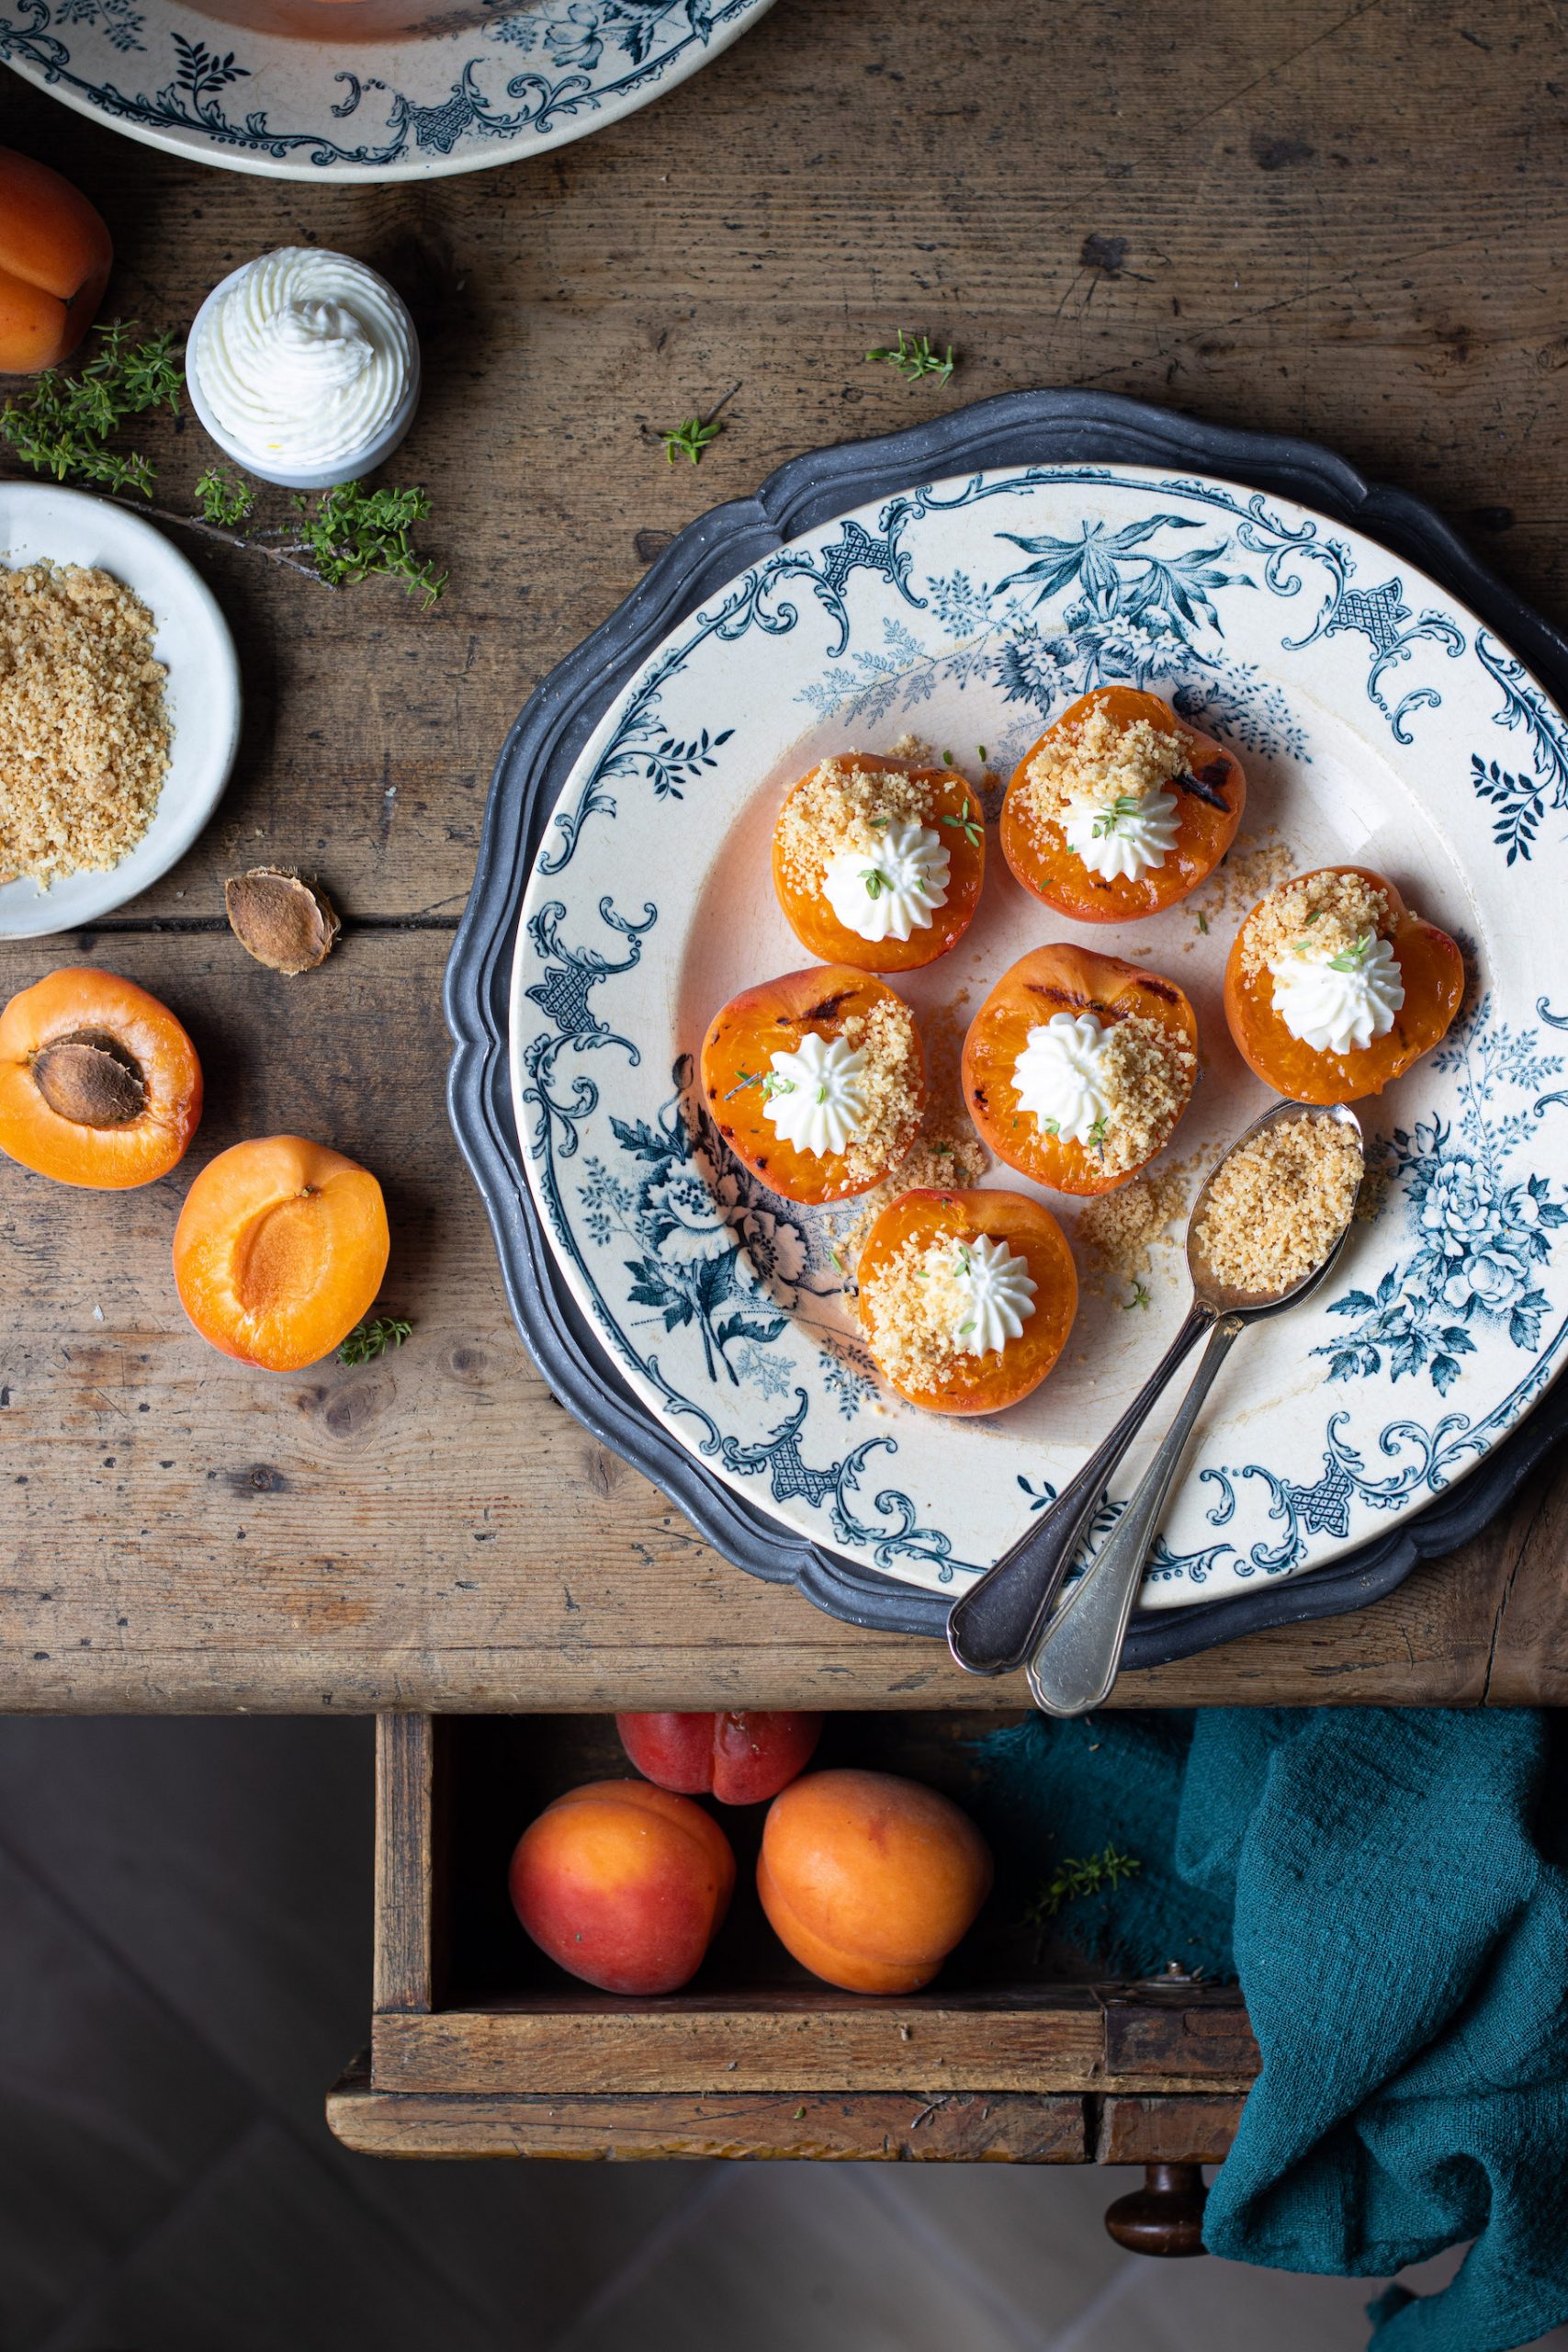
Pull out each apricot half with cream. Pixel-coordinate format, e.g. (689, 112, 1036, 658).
(1001, 686, 1244, 922)
(963, 943, 1197, 1196)
(701, 965, 925, 1205)
(857, 1186, 1077, 1413)
(772, 753, 985, 971)
(1224, 865, 1463, 1105)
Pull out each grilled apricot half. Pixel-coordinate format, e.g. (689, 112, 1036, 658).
(1001, 685, 1244, 923)
(858, 1186, 1077, 1414)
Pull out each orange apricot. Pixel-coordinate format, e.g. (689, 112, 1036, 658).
(509, 1780, 736, 1996)
(772, 754, 986, 972)
(173, 1136, 389, 1372)
(758, 1769, 993, 1995)
(963, 942, 1197, 1195)
(1001, 685, 1245, 922)
(700, 964, 925, 1205)
(1224, 865, 1464, 1105)
(857, 1186, 1077, 1414)
(0, 967, 201, 1188)
(0, 149, 112, 374)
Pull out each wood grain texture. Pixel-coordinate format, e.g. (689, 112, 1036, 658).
(373, 1713, 439, 2013)
(4, 0, 1567, 1711)
(326, 2059, 1090, 2160)
(369, 1993, 1258, 2098)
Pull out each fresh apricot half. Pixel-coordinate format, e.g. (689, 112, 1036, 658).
(1001, 685, 1245, 923)
(173, 1136, 390, 1372)
(858, 1186, 1077, 1414)
(0, 967, 202, 1189)
(700, 965, 926, 1205)
(963, 942, 1197, 1196)
(1224, 865, 1464, 1104)
(772, 754, 986, 972)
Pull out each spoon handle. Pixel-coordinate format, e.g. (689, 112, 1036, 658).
(945, 1302, 1213, 1676)
(1025, 1315, 1246, 1716)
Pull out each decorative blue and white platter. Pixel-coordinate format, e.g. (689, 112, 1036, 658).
(1, 0, 774, 182)
(509, 456, 1568, 1615)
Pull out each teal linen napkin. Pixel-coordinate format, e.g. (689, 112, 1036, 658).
(973, 1707, 1568, 2351)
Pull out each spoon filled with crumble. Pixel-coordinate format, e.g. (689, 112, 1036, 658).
(946, 1099, 1364, 1689)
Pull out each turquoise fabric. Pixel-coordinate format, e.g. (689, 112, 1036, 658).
(973, 1708, 1568, 2350)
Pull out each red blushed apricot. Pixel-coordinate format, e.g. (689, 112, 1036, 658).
(616, 1711, 824, 1805)
(700, 964, 925, 1206)
(1001, 686, 1245, 922)
(858, 1187, 1077, 1415)
(758, 1769, 992, 1995)
(0, 967, 201, 1189)
(173, 1136, 389, 1373)
(0, 149, 112, 373)
(963, 943, 1197, 1196)
(1224, 865, 1465, 1105)
(772, 755, 986, 971)
(509, 1780, 737, 1996)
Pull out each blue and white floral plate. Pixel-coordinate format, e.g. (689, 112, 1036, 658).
(508, 449, 1568, 1616)
(1, 0, 773, 182)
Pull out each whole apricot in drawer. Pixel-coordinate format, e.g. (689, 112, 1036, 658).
(0, 967, 201, 1188)
(509, 1780, 736, 1996)
(173, 1136, 389, 1372)
(758, 1769, 992, 1994)
(616, 1709, 823, 1804)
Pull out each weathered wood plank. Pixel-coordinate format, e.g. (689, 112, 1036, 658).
(326, 2061, 1089, 2162)
(373, 1714, 439, 2014)
(368, 1990, 1260, 2098)
(1097, 2095, 1247, 2167)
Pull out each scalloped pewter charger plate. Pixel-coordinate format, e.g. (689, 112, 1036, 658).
(509, 457, 1568, 1616)
(0, 0, 774, 184)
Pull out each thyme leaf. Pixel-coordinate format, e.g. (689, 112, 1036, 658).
(1, 321, 180, 497)
(1326, 931, 1376, 973)
(941, 797, 984, 846)
(1023, 1844, 1143, 1927)
(861, 866, 887, 899)
(338, 1314, 412, 1365)
(1091, 793, 1143, 839)
(660, 413, 724, 465)
(1122, 1279, 1152, 1312)
(865, 327, 956, 387)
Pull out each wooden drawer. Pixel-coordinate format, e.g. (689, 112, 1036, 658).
(329, 1711, 1258, 2171)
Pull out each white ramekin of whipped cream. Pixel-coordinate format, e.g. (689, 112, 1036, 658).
(186, 247, 421, 492)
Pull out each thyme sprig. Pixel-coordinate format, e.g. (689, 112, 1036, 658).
(1024, 1844, 1143, 1928)
(1122, 1279, 1152, 1311)
(660, 414, 725, 465)
(0, 327, 446, 605)
(338, 1315, 412, 1365)
(1091, 792, 1143, 839)
(866, 328, 956, 387)
(1, 322, 181, 496)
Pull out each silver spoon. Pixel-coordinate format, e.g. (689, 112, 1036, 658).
(945, 1099, 1363, 1680)
(1024, 1099, 1364, 1715)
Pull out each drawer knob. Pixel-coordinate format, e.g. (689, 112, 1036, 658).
(1103, 2162, 1209, 2258)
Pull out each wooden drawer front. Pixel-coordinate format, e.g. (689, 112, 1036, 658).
(355, 1712, 1258, 2163)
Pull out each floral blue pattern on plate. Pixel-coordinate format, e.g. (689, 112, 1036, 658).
(1, 0, 773, 183)
(510, 461, 1568, 1611)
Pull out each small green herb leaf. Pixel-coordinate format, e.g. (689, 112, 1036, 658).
(866, 329, 956, 387)
(195, 464, 257, 529)
(1024, 1844, 1143, 1927)
(1091, 793, 1143, 840)
(1196, 910, 1210, 935)
(1326, 930, 1376, 973)
(861, 867, 886, 899)
(941, 798, 983, 846)
(660, 413, 724, 465)
(338, 1315, 412, 1366)
(1122, 1279, 1152, 1312)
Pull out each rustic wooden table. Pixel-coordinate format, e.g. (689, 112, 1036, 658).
(4, 0, 1565, 1716)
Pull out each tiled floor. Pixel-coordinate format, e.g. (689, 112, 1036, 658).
(2, 1715, 1563, 2352)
